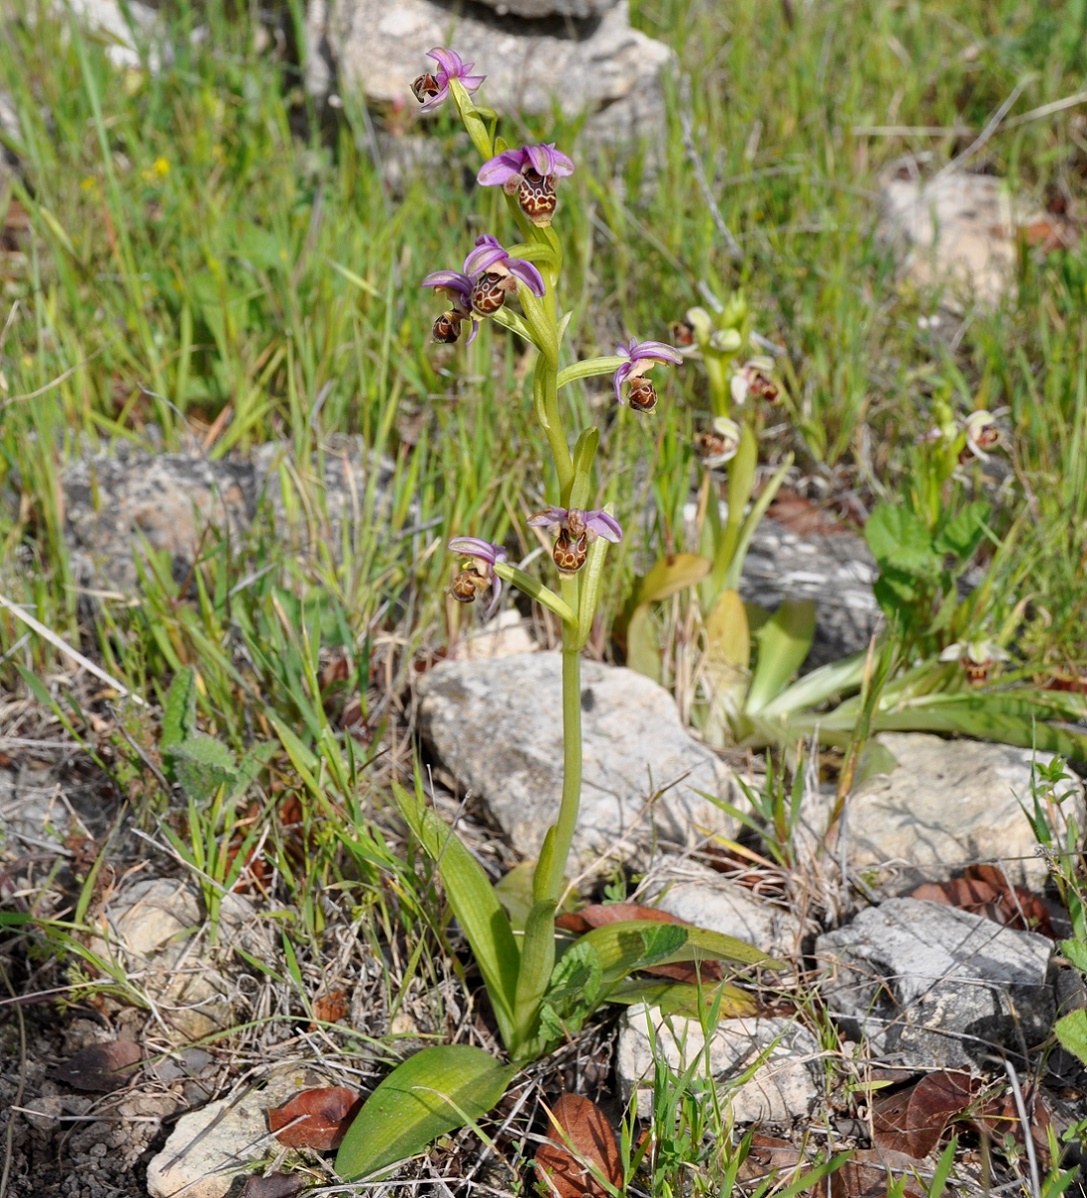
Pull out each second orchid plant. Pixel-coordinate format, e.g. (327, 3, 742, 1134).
(335, 49, 769, 1182)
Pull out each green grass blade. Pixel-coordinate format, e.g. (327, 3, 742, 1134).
(392, 781, 520, 1049)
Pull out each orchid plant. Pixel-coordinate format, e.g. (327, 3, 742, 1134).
(334, 49, 771, 1183)
(622, 293, 1087, 765)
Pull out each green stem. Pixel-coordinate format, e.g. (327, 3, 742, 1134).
(540, 637, 583, 902)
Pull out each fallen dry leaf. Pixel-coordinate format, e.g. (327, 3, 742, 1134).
(311, 990, 348, 1027)
(872, 1071, 981, 1159)
(51, 1040, 143, 1092)
(827, 1149, 926, 1198)
(910, 864, 1054, 937)
(972, 1085, 1053, 1168)
(267, 1086, 361, 1151)
(535, 1093, 622, 1198)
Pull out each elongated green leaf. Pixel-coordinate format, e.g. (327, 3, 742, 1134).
(705, 588, 750, 671)
(605, 976, 759, 1018)
(334, 1046, 515, 1180)
(512, 899, 557, 1056)
(573, 919, 772, 988)
(724, 454, 793, 592)
(869, 705, 1087, 762)
(756, 650, 867, 719)
(393, 782, 520, 1048)
(635, 553, 711, 607)
(625, 605, 662, 683)
(745, 600, 816, 715)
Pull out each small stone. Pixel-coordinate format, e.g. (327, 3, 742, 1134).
(618, 1008, 822, 1122)
(87, 877, 273, 1044)
(830, 733, 1084, 893)
(418, 653, 741, 876)
(305, 0, 673, 154)
(877, 164, 1051, 308)
(817, 897, 1055, 1070)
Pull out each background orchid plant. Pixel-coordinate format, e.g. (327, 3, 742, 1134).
(334, 50, 771, 1183)
(625, 300, 1087, 767)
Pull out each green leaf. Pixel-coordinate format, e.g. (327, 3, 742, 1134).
(334, 1045, 516, 1180)
(745, 600, 816, 715)
(538, 939, 604, 1045)
(167, 735, 239, 802)
(605, 977, 759, 1018)
(934, 500, 989, 560)
(705, 588, 750, 671)
(865, 504, 936, 575)
(634, 554, 711, 607)
(392, 782, 520, 1049)
(161, 666, 197, 750)
(512, 899, 557, 1054)
(1061, 940, 1087, 973)
(1054, 1010, 1087, 1067)
(625, 605, 662, 684)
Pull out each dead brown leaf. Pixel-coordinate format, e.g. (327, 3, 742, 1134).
(311, 990, 348, 1028)
(972, 1086, 1053, 1168)
(910, 864, 1054, 936)
(872, 1071, 981, 1159)
(51, 1040, 143, 1092)
(267, 1086, 361, 1151)
(535, 1093, 622, 1198)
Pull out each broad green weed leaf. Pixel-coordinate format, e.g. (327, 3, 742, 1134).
(393, 782, 520, 1049)
(168, 735, 239, 802)
(538, 940, 604, 1045)
(934, 501, 988, 560)
(1060, 940, 1087, 973)
(865, 504, 935, 575)
(161, 666, 197, 750)
(1054, 1010, 1087, 1066)
(334, 1045, 515, 1180)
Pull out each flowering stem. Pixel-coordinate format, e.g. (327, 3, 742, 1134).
(493, 563, 575, 625)
(539, 638, 583, 902)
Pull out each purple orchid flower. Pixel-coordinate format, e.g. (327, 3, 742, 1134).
(477, 143, 575, 227)
(448, 537, 507, 619)
(420, 269, 480, 345)
(462, 234, 546, 298)
(411, 48, 486, 115)
(477, 143, 576, 188)
(612, 337, 683, 411)
(527, 507, 622, 575)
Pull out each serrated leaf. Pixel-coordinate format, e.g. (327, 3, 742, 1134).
(865, 504, 937, 575)
(161, 666, 197, 750)
(167, 734, 239, 801)
(934, 500, 989, 561)
(1061, 940, 1087, 973)
(539, 939, 604, 1044)
(1053, 1010, 1087, 1066)
(334, 1045, 515, 1181)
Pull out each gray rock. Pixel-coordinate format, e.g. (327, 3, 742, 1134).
(618, 1007, 822, 1122)
(877, 163, 1045, 309)
(640, 856, 806, 958)
(306, 0, 673, 153)
(741, 520, 880, 666)
(60, 0, 162, 70)
(88, 876, 273, 1043)
(60, 437, 397, 592)
(417, 652, 742, 875)
(146, 1065, 327, 1198)
(474, 0, 616, 18)
(831, 732, 1084, 894)
(817, 897, 1055, 1070)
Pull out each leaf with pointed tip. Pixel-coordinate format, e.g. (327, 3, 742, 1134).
(745, 600, 816, 715)
(605, 976, 759, 1018)
(334, 1046, 515, 1180)
(625, 605, 662, 684)
(161, 666, 197, 750)
(635, 554, 711, 607)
